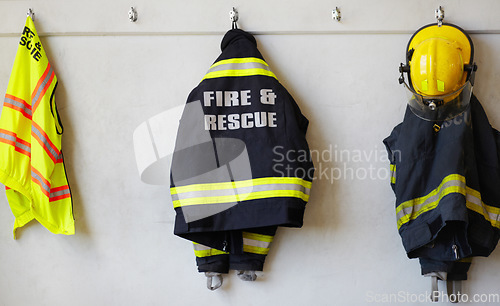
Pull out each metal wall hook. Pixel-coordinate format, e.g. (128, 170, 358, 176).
(129, 7, 138, 22)
(27, 8, 35, 21)
(332, 7, 341, 22)
(435, 6, 444, 27)
(230, 7, 239, 29)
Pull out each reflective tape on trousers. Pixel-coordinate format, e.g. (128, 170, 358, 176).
(242, 232, 273, 255)
(193, 243, 228, 258)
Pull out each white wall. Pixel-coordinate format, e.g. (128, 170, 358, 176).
(1, 1, 500, 305)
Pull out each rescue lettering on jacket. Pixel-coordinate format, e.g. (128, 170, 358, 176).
(19, 26, 42, 62)
(203, 89, 277, 130)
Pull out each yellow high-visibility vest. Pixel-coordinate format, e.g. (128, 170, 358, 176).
(0, 16, 74, 238)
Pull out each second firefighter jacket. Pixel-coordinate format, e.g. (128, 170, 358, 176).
(170, 29, 314, 252)
(383, 95, 500, 268)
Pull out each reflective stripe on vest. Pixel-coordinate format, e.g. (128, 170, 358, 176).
(243, 232, 273, 255)
(0, 128, 31, 157)
(171, 177, 311, 208)
(31, 63, 55, 113)
(193, 243, 228, 258)
(202, 57, 277, 81)
(4, 94, 32, 120)
(396, 174, 500, 229)
(31, 121, 61, 163)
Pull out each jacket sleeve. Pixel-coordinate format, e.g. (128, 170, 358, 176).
(383, 123, 402, 191)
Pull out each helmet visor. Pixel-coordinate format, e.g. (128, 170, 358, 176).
(403, 80, 473, 121)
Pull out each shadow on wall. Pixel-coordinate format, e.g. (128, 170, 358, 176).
(257, 35, 341, 232)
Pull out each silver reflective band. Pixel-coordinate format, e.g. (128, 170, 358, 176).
(32, 124, 59, 160)
(193, 243, 212, 251)
(31, 170, 50, 194)
(202, 58, 277, 80)
(243, 238, 271, 249)
(396, 178, 465, 222)
(171, 177, 312, 208)
(171, 182, 311, 202)
(4, 97, 32, 117)
(466, 189, 500, 228)
(32, 66, 53, 108)
(0, 132, 31, 153)
(50, 188, 70, 198)
(207, 62, 273, 74)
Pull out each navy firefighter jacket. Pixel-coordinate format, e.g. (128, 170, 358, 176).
(383, 95, 500, 266)
(170, 29, 314, 255)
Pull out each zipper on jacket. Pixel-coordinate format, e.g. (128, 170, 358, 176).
(452, 244, 460, 260)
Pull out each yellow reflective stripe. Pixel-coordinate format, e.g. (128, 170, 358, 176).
(243, 245, 270, 255)
(396, 174, 466, 229)
(194, 249, 228, 257)
(193, 243, 228, 258)
(209, 57, 269, 69)
(390, 164, 396, 184)
(396, 174, 464, 215)
(171, 177, 312, 195)
(397, 186, 465, 229)
(465, 187, 500, 229)
(437, 80, 445, 92)
(202, 68, 277, 80)
(242, 232, 273, 255)
(173, 189, 309, 208)
(242, 232, 274, 243)
(396, 173, 500, 230)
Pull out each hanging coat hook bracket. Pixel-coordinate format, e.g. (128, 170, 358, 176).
(230, 7, 239, 23)
(27, 8, 35, 21)
(435, 6, 444, 27)
(230, 7, 239, 29)
(332, 7, 341, 22)
(129, 7, 138, 22)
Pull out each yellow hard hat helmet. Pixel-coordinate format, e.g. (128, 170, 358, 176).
(410, 38, 465, 97)
(399, 23, 477, 121)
